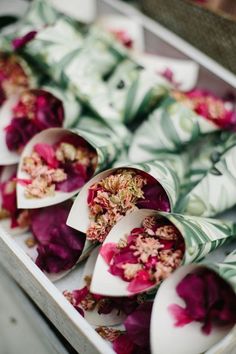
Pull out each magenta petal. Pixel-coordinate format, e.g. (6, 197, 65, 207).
(12, 31, 37, 50)
(56, 163, 86, 193)
(100, 243, 117, 264)
(34, 143, 58, 168)
(31, 201, 86, 273)
(124, 302, 153, 348)
(136, 183, 170, 212)
(127, 270, 154, 293)
(5, 117, 40, 151)
(113, 334, 135, 354)
(168, 304, 193, 327)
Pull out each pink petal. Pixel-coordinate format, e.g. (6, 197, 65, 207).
(100, 243, 117, 264)
(34, 143, 58, 168)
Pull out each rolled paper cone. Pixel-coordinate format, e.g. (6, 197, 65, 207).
(204, 249, 236, 293)
(180, 131, 236, 195)
(97, 15, 145, 51)
(129, 96, 220, 162)
(17, 119, 126, 208)
(19, 18, 84, 83)
(67, 160, 181, 233)
(16, 0, 59, 33)
(132, 52, 199, 91)
(176, 144, 236, 217)
(90, 209, 236, 297)
(108, 59, 170, 124)
(150, 250, 236, 354)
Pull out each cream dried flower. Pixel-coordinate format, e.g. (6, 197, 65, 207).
(131, 235, 164, 263)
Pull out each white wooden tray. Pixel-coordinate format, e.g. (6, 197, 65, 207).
(0, 1, 235, 353)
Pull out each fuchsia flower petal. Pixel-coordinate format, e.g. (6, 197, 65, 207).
(100, 243, 117, 264)
(127, 270, 154, 293)
(31, 201, 86, 273)
(55, 163, 86, 193)
(113, 334, 135, 354)
(5, 117, 40, 151)
(12, 31, 37, 50)
(124, 302, 153, 348)
(136, 183, 171, 212)
(34, 143, 58, 168)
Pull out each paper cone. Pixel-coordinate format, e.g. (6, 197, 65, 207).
(176, 144, 236, 217)
(132, 52, 199, 91)
(67, 160, 180, 233)
(108, 60, 170, 124)
(97, 15, 145, 52)
(17, 120, 125, 209)
(89, 209, 236, 297)
(129, 96, 219, 161)
(151, 250, 236, 354)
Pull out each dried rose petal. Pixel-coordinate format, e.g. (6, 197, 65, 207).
(124, 302, 153, 348)
(12, 31, 37, 50)
(31, 201, 86, 273)
(113, 334, 135, 354)
(34, 143, 58, 169)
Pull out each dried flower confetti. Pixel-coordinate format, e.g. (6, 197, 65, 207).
(86, 169, 170, 243)
(100, 216, 185, 293)
(20, 135, 97, 198)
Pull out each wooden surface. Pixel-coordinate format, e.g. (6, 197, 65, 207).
(0, 265, 68, 354)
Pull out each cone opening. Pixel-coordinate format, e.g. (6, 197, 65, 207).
(96, 212, 185, 295)
(17, 129, 98, 201)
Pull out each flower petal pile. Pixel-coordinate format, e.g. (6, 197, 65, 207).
(87, 169, 170, 243)
(5, 89, 65, 152)
(21, 135, 97, 198)
(97, 302, 153, 354)
(173, 89, 236, 129)
(169, 268, 236, 334)
(63, 275, 140, 318)
(101, 216, 185, 293)
(31, 200, 86, 273)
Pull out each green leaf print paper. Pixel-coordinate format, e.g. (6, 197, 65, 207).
(176, 142, 236, 217)
(108, 59, 170, 124)
(129, 96, 219, 162)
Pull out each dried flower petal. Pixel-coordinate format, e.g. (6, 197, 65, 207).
(31, 201, 86, 273)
